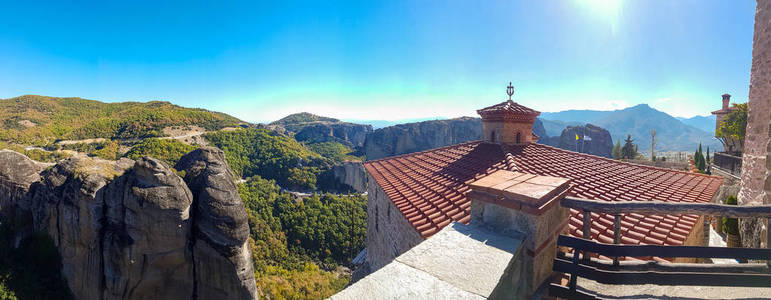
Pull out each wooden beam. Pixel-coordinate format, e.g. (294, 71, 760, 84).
(553, 258, 771, 287)
(613, 215, 620, 266)
(558, 252, 771, 274)
(557, 235, 771, 260)
(562, 197, 771, 218)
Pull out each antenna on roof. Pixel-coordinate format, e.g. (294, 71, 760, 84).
(506, 82, 514, 100)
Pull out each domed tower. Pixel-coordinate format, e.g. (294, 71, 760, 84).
(477, 82, 540, 145)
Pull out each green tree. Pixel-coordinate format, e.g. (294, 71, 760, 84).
(705, 147, 711, 175)
(716, 103, 748, 154)
(621, 135, 637, 159)
(611, 139, 622, 159)
(695, 143, 706, 173)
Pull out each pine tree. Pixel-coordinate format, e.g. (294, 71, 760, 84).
(621, 135, 636, 159)
(612, 139, 622, 159)
(694, 143, 706, 173)
(705, 147, 711, 175)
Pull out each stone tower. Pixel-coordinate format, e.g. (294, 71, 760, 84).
(477, 84, 540, 145)
(738, 0, 771, 248)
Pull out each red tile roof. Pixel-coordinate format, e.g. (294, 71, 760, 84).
(477, 100, 540, 116)
(363, 141, 723, 247)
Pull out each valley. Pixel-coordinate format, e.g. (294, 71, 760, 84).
(0, 95, 730, 299)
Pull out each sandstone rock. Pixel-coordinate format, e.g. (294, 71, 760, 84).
(176, 147, 257, 299)
(0, 150, 44, 220)
(364, 117, 482, 160)
(28, 156, 133, 300)
(101, 157, 194, 299)
(272, 113, 373, 148)
(532, 118, 548, 143)
(332, 161, 367, 193)
(0, 149, 258, 299)
(555, 124, 613, 158)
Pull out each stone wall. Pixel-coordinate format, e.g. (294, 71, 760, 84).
(739, 0, 771, 248)
(364, 172, 425, 272)
(482, 121, 535, 144)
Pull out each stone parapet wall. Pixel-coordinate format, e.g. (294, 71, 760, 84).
(739, 0, 771, 248)
(364, 172, 424, 272)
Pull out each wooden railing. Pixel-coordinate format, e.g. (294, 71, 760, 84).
(551, 197, 771, 299)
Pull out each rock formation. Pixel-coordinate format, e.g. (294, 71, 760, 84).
(532, 118, 548, 143)
(363, 117, 482, 160)
(270, 112, 373, 148)
(176, 147, 257, 299)
(554, 124, 613, 158)
(331, 162, 367, 193)
(0, 149, 258, 299)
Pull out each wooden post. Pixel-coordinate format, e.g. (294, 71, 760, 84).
(614, 214, 621, 266)
(582, 210, 592, 264)
(583, 210, 592, 240)
(767, 217, 771, 250)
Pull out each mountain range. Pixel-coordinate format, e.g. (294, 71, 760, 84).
(540, 104, 721, 152)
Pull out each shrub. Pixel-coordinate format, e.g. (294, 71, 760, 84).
(723, 195, 740, 236)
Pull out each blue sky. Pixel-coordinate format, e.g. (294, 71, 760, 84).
(0, 1, 756, 123)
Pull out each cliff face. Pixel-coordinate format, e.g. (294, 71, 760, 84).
(363, 117, 482, 160)
(0, 148, 257, 300)
(332, 162, 367, 193)
(292, 123, 372, 148)
(554, 124, 613, 158)
(271, 113, 373, 148)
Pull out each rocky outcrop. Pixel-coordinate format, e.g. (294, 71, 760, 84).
(364, 117, 482, 160)
(554, 124, 613, 158)
(331, 162, 367, 193)
(532, 118, 548, 143)
(293, 123, 372, 148)
(176, 147, 257, 299)
(0, 150, 46, 221)
(271, 113, 373, 148)
(0, 150, 257, 300)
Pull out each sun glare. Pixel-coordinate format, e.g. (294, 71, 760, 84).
(576, 0, 623, 34)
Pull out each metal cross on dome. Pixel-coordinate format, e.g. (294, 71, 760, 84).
(506, 82, 514, 100)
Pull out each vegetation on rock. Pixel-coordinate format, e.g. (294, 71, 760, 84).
(124, 138, 197, 166)
(269, 112, 340, 126)
(0, 142, 71, 163)
(306, 141, 362, 163)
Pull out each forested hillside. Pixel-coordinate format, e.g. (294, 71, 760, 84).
(204, 128, 332, 190)
(0, 95, 243, 145)
(238, 176, 366, 299)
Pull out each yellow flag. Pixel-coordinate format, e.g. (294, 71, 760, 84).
(575, 133, 579, 140)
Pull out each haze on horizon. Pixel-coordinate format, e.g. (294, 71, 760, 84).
(0, 0, 756, 123)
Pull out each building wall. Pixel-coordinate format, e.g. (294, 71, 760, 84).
(739, 0, 771, 248)
(482, 120, 534, 144)
(364, 172, 425, 272)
